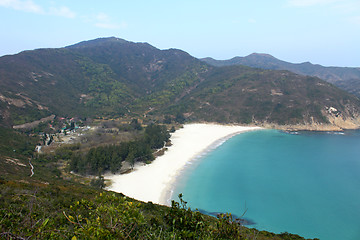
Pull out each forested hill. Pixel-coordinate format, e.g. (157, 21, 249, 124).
(65, 37, 202, 94)
(202, 53, 360, 97)
(0, 37, 207, 126)
(1, 37, 360, 130)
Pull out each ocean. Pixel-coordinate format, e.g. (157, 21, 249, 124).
(172, 129, 360, 240)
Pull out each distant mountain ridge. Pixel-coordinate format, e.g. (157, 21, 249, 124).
(1, 37, 360, 130)
(202, 53, 360, 97)
(66, 36, 129, 48)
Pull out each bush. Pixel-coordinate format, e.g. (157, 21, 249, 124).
(165, 194, 206, 239)
(90, 175, 105, 189)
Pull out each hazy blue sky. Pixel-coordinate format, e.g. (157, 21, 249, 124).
(1, 0, 359, 67)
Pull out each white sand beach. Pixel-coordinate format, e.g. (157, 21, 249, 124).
(106, 123, 261, 206)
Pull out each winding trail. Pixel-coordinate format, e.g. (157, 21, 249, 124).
(29, 159, 34, 177)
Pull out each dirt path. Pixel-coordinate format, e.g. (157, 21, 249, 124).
(29, 159, 34, 177)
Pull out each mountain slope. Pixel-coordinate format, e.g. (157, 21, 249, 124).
(0, 48, 89, 125)
(202, 53, 360, 97)
(0, 38, 208, 126)
(163, 65, 360, 129)
(67, 37, 203, 93)
(1, 37, 360, 130)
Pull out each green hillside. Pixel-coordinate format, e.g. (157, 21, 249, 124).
(1, 37, 360, 129)
(202, 53, 360, 97)
(0, 38, 208, 126)
(162, 65, 360, 126)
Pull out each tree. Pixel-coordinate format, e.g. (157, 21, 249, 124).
(90, 175, 105, 189)
(170, 126, 176, 133)
(130, 118, 142, 130)
(163, 115, 172, 124)
(175, 112, 185, 124)
(145, 124, 170, 149)
(125, 152, 135, 169)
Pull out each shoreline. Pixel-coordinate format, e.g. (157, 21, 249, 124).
(261, 122, 360, 132)
(160, 128, 258, 206)
(105, 123, 261, 206)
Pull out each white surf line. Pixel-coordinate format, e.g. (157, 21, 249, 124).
(29, 159, 34, 177)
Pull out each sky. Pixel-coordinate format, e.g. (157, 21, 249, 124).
(0, 0, 359, 67)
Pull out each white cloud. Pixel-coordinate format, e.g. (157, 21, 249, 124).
(288, 0, 341, 7)
(96, 12, 110, 22)
(95, 22, 122, 29)
(0, 0, 75, 18)
(49, 6, 76, 18)
(0, 0, 43, 13)
(1, 0, 126, 29)
(94, 13, 127, 29)
(95, 21, 127, 30)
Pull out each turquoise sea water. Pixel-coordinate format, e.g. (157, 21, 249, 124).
(173, 129, 360, 240)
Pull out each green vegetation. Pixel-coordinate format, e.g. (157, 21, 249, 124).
(61, 124, 169, 175)
(78, 58, 134, 114)
(0, 180, 314, 239)
(144, 124, 170, 149)
(202, 53, 360, 98)
(2, 37, 360, 129)
(9, 105, 51, 126)
(0, 127, 38, 159)
(163, 66, 360, 125)
(137, 65, 207, 109)
(69, 141, 153, 175)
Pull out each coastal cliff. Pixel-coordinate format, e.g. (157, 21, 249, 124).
(260, 105, 360, 131)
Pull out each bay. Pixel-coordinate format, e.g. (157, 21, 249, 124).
(173, 129, 360, 240)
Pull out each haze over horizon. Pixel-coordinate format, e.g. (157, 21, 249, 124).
(1, 0, 359, 67)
